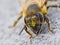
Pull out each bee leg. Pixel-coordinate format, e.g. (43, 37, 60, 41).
(25, 26, 32, 39)
(47, 21, 53, 33)
(9, 16, 22, 28)
(47, 5, 60, 9)
(19, 26, 26, 35)
(48, 0, 57, 1)
(13, 16, 22, 27)
(44, 16, 53, 33)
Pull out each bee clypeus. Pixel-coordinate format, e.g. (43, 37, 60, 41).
(10, 0, 60, 39)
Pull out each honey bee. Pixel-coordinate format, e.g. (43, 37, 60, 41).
(9, 0, 60, 39)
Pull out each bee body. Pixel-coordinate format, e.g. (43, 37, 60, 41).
(21, 3, 53, 38)
(10, 0, 60, 38)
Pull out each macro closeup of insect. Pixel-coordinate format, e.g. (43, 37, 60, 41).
(9, 0, 60, 39)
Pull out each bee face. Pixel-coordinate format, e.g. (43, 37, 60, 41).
(24, 13, 43, 33)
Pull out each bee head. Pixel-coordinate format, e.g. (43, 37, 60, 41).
(24, 13, 43, 31)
